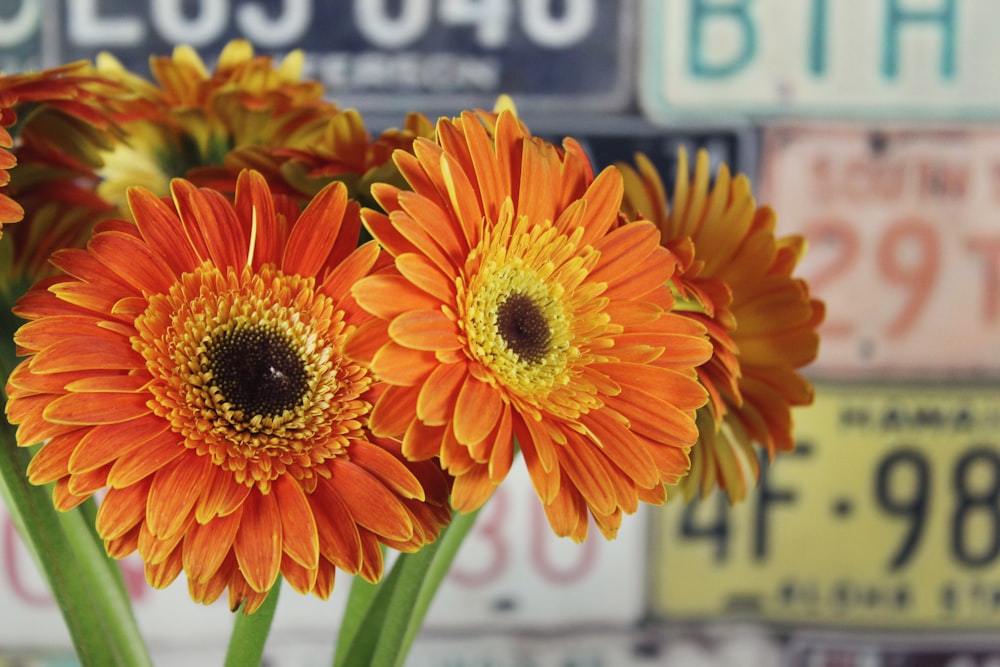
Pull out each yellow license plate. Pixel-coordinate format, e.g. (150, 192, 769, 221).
(651, 381, 1000, 627)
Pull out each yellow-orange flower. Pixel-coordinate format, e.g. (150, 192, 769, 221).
(348, 111, 712, 541)
(618, 148, 824, 502)
(92, 39, 342, 211)
(5, 170, 452, 612)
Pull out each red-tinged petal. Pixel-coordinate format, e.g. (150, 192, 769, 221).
(14, 315, 120, 352)
(542, 483, 588, 542)
(487, 405, 514, 482)
(402, 419, 446, 461)
(319, 241, 380, 304)
(356, 530, 384, 583)
(393, 194, 465, 272)
(439, 152, 483, 250)
(11, 397, 80, 447)
(44, 391, 151, 425)
(138, 513, 192, 565)
(450, 464, 497, 513)
(557, 435, 616, 516)
(88, 231, 178, 296)
(107, 430, 186, 488)
(453, 375, 504, 446)
(161, 180, 212, 262)
(281, 552, 319, 595)
(53, 477, 89, 511)
(273, 476, 319, 570)
(234, 170, 280, 269)
(331, 461, 413, 542)
(64, 374, 149, 393)
(182, 509, 242, 584)
(584, 410, 659, 489)
(196, 467, 252, 521)
(310, 479, 362, 573)
(146, 455, 214, 539)
(25, 431, 80, 484)
(127, 186, 203, 273)
(144, 548, 184, 589)
(283, 180, 348, 277)
(29, 337, 143, 374)
(348, 440, 425, 500)
(388, 309, 461, 351)
(574, 167, 625, 246)
(233, 491, 282, 593)
(96, 480, 152, 541)
(68, 419, 169, 474)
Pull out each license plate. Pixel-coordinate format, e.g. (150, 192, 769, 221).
(759, 123, 1000, 377)
(639, 0, 1000, 119)
(651, 381, 1000, 628)
(37, 0, 634, 113)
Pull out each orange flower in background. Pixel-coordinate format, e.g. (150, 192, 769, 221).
(278, 109, 435, 207)
(348, 110, 712, 542)
(0, 62, 126, 236)
(618, 148, 824, 502)
(92, 39, 342, 211)
(5, 170, 452, 612)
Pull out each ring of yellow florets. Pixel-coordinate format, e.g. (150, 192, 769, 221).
(464, 256, 572, 398)
(134, 262, 372, 490)
(458, 205, 612, 419)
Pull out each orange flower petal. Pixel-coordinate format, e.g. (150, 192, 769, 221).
(273, 476, 319, 570)
(233, 491, 282, 593)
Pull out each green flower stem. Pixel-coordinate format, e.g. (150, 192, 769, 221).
(0, 412, 152, 667)
(334, 508, 481, 667)
(332, 561, 382, 667)
(224, 582, 280, 667)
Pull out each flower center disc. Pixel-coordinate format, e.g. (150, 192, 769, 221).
(206, 324, 309, 419)
(495, 292, 550, 364)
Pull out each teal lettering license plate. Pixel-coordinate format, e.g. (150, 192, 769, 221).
(639, 0, 1000, 119)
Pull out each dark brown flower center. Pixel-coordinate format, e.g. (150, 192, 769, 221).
(496, 292, 551, 364)
(206, 323, 309, 418)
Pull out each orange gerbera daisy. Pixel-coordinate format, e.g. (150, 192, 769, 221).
(618, 148, 824, 502)
(347, 111, 713, 542)
(5, 170, 452, 613)
(0, 62, 125, 235)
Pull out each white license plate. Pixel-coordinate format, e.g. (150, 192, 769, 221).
(759, 123, 1000, 377)
(640, 0, 1000, 118)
